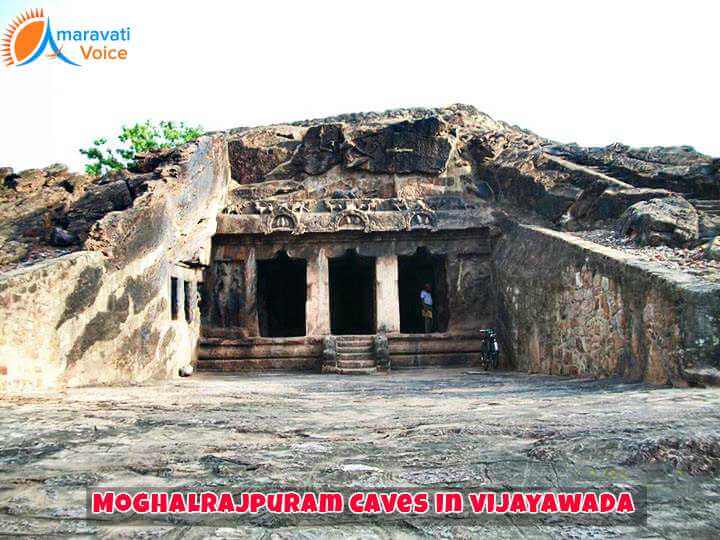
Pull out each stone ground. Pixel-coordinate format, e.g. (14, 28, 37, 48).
(571, 229, 720, 283)
(2, 368, 720, 538)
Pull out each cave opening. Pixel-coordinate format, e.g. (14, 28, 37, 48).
(329, 250, 376, 335)
(257, 251, 307, 337)
(398, 248, 448, 333)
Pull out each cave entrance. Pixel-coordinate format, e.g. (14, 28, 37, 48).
(257, 251, 307, 337)
(329, 250, 376, 335)
(398, 248, 448, 333)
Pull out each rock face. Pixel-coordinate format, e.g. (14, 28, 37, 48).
(0, 104, 718, 393)
(344, 117, 452, 174)
(616, 196, 700, 247)
(291, 124, 345, 175)
(0, 137, 228, 392)
(546, 143, 720, 199)
(566, 182, 675, 226)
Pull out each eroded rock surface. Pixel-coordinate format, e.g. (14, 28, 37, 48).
(1, 370, 719, 537)
(616, 196, 700, 247)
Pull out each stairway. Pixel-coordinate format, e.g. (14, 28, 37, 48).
(334, 335, 377, 375)
(690, 199, 720, 216)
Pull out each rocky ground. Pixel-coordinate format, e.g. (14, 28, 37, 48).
(571, 229, 720, 283)
(1, 368, 720, 538)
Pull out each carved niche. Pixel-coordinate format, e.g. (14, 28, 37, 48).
(406, 211, 436, 230)
(259, 200, 307, 235)
(403, 199, 437, 231)
(333, 209, 371, 232)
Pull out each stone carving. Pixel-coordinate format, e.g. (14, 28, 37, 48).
(373, 332, 390, 371)
(407, 211, 436, 230)
(356, 199, 380, 212)
(255, 200, 310, 234)
(270, 213, 296, 231)
(334, 208, 371, 232)
(321, 335, 338, 372)
(323, 199, 347, 212)
(254, 200, 275, 214)
(394, 199, 437, 231)
(391, 199, 412, 211)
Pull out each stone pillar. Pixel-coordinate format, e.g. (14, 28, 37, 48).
(242, 248, 259, 336)
(375, 255, 400, 333)
(174, 276, 184, 321)
(306, 248, 330, 336)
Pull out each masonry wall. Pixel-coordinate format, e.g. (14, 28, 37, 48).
(0, 135, 229, 393)
(494, 225, 720, 386)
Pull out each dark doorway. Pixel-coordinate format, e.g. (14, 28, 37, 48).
(398, 248, 448, 333)
(329, 250, 376, 335)
(257, 251, 307, 337)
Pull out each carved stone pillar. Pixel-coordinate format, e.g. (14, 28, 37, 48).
(242, 248, 259, 336)
(306, 247, 330, 336)
(375, 255, 400, 333)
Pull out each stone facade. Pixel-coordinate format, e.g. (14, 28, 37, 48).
(198, 229, 496, 371)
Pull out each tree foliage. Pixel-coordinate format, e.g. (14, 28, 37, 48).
(80, 121, 204, 176)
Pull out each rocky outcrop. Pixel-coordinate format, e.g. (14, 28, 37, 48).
(565, 181, 676, 229)
(616, 196, 700, 247)
(343, 117, 452, 174)
(0, 136, 229, 392)
(290, 124, 345, 175)
(546, 143, 720, 199)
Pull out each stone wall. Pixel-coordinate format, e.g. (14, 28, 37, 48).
(0, 136, 229, 393)
(494, 225, 720, 386)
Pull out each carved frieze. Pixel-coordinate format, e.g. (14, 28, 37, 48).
(223, 195, 458, 235)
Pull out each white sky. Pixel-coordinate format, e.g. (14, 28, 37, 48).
(1, 0, 718, 172)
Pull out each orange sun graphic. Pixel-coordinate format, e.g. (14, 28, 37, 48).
(2, 9, 46, 67)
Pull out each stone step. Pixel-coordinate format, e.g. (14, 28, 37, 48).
(336, 345, 373, 353)
(335, 366, 378, 375)
(337, 359, 376, 369)
(335, 335, 374, 343)
(337, 351, 374, 358)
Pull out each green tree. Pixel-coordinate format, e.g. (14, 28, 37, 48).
(80, 120, 204, 176)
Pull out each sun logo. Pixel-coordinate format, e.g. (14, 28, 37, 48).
(2, 9, 78, 67)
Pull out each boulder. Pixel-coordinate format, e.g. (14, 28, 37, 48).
(227, 130, 300, 184)
(291, 124, 344, 175)
(706, 236, 720, 261)
(45, 163, 69, 177)
(616, 196, 700, 247)
(699, 212, 720, 239)
(344, 117, 452, 174)
(570, 183, 673, 222)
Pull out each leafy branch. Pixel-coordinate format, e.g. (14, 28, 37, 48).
(80, 121, 204, 176)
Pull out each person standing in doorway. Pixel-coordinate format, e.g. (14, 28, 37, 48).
(420, 283, 434, 333)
